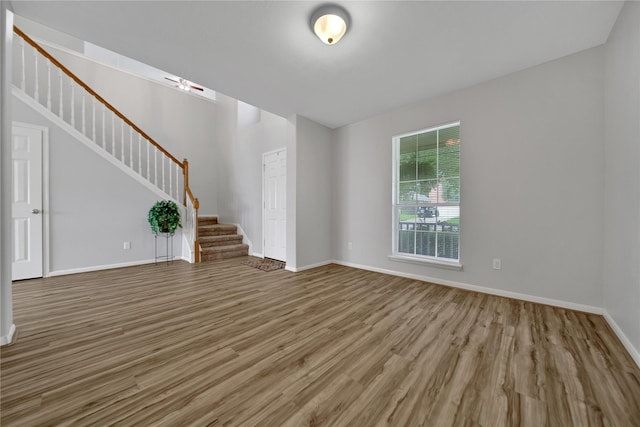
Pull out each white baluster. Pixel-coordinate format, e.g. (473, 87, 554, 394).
(58, 70, 63, 119)
(70, 84, 75, 128)
(92, 99, 96, 142)
(138, 135, 142, 174)
(20, 38, 25, 91)
(81, 93, 86, 135)
(154, 148, 158, 185)
(101, 105, 106, 149)
(129, 128, 133, 168)
(146, 141, 150, 180)
(91, 98, 96, 143)
(175, 163, 180, 200)
(162, 155, 166, 192)
(169, 160, 173, 198)
(121, 122, 125, 163)
(173, 163, 177, 200)
(111, 114, 115, 155)
(33, 48, 39, 102)
(46, 59, 52, 110)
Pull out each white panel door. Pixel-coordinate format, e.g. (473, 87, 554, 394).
(263, 149, 286, 262)
(12, 124, 43, 280)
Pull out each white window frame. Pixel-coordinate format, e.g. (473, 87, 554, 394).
(390, 121, 462, 270)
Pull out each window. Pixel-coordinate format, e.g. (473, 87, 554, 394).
(392, 122, 460, 264)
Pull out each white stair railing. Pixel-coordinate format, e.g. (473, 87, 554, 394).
(13, 26, 201, 262)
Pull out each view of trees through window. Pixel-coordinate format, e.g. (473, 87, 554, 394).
(394, 122, 460, 261)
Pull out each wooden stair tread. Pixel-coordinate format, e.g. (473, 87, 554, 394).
(200, 244, 249, 261)
(201, 243, 248, 253)
(199, 223, 235, 229)
(198, 216, 219, 226)
(200, 235, 243, 242)
(198, 223, 238, 237)
(200, 235, 244, 248)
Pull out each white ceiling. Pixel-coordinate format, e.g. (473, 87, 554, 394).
(10, 1, 623, 129)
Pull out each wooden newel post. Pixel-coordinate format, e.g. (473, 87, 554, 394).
(194, 197, 200, 263)
(183, 158, 189, 206)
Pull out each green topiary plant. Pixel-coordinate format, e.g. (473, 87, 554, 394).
(148, 200, 182, 235)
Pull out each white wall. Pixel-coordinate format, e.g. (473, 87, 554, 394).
(296, 116, 332, 268)
(1, 4, 15, 345)
(31, 43, 220, 215)
(216, 95, 289, 256)
(333, 46, 605, 309)
(603, 1, 640, 360)
(215, 95, 237, 223)
(13, 95, 181, 274)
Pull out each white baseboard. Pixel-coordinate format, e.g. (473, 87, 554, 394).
(603, 310, 640, 369)
(47, 257, 188, 277)
(286, 260, 333, 273)
(0, 323, 16, 346)
(332, 260, 603, 315)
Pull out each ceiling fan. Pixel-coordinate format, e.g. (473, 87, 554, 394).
(164, 77, 204, 92)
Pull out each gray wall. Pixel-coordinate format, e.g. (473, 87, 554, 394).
(216, 95, 289, 256)
(13, 95, 180, 273)
(603, 2, 640, 358)
(14, 14, 83, 52)
(215, 95, 237, 226)
(332, 46, 605, 309)
(285, 114, 298, 268)
(296, 116, 332, 268)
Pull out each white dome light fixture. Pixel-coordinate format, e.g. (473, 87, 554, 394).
(311, 4, 350, 45)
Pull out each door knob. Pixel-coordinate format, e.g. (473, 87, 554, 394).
(32, 209, 40, 214)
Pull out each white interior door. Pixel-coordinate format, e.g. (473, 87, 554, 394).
(12, 124, 43, 280)
(263, 149, 286, 262)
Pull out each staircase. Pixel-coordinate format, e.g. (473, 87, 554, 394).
(198, 216, 249, 261)
(13, 26, 202, 263)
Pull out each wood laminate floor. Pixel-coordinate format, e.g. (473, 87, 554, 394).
(1, 258, 639, 426)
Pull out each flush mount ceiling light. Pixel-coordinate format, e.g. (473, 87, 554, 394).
(311, 4, 350, 45)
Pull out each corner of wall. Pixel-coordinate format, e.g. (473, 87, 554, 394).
(285, 114, 297, 269)
(0, 3, 14, 346)
(603, 310, 640, 369)
(602, 0, 640, 366)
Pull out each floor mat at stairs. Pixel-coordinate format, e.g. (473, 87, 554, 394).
(241, 257, 286, 272)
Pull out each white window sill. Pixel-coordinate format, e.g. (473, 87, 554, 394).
(388, 254, 463, 271)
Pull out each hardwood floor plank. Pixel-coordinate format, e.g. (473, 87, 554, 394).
(1, 258, 639, 426)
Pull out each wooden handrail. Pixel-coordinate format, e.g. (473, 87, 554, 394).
(13, 26, 184, 168)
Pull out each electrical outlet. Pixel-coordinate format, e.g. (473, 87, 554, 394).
(493, 258, 501, 270)
(123, 241, 131, 250)
(348, 242, 353, 250)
